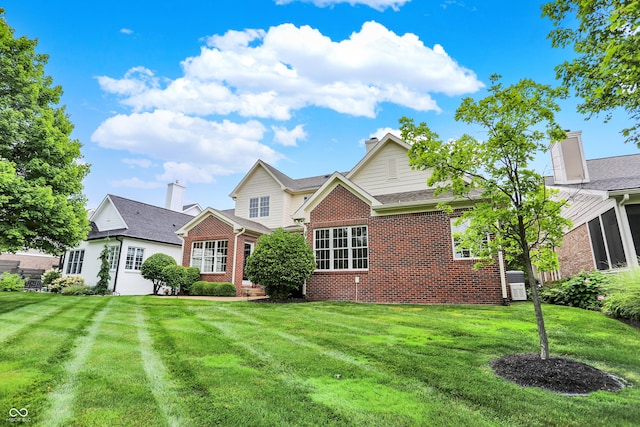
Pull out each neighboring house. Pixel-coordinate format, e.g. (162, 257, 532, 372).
(0, 250, 60, 277)
(61, 183, 201, 295)
(546, 131, 640, 278)
(179, 134, 508, 304)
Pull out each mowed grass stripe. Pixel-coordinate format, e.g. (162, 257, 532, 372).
(0, 295, 79, 343)
(41, 298, 114, 427)
(194, 307, 492, 426)
(136, 307, 194, 427)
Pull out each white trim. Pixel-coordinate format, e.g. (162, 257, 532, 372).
(313, 225, 369, 271)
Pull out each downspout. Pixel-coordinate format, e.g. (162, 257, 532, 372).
(498, 248, 509, 305)
(112, 237, 124, 294)
(231, 228, 246, 287)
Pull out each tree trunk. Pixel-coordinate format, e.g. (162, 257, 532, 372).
(518, 217, 550, 360)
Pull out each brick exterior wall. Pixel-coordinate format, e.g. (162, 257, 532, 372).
(181, 215, 257, 296)
(305, 184, 505, 304)
(557, 223, 594, 278)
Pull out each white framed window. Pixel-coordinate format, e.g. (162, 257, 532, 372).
(125, 247, 145, 270)
(66, 250, 85, 274)
(107, 246, 120, 270)
(450, 218, 487, 260)
(587, 208, 626, 270)
(314, 226, 368, 270)
(249, 196, 270, 218)
(191, 240, 228, 273)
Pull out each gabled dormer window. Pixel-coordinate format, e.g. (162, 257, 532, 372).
(249, 196, 270, 218)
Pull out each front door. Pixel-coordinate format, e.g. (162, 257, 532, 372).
(242, 242, 254, 285)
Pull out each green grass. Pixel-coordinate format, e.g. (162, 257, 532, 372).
(1, 293, 639, 426)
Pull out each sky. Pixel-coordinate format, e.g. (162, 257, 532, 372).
(5, 0, 639, 211)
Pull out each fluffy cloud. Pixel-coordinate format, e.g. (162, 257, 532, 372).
(95, 21, 481, 188)
(92, 110, 283, 184)
(274, 0, 411, 11)
(272, 125, 307, 147)
(122, 158, 153, 168)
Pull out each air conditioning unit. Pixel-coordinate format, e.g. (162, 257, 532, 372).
(509, 283, 527, 301)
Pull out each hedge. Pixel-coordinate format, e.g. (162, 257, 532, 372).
(189, 281, 237, 297)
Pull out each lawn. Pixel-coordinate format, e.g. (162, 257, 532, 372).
(1, 293, 639, 426)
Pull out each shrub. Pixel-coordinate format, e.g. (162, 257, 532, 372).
(244, 228, 315, 299)
(0, 273, 25, 291)
(61, 285, 94, 296)
(540, 270, 610, 310)
(601, 268, 640, 322)
(189, 281, 236, 297)
(49, 276, 86, 293)
(162, 264, 187, 295)
(183, 267, 200, 295)
(41, 268, 62, 287)
(141, 253, 176, 294)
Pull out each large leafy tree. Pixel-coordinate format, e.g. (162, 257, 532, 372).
(542, 0, 640, 146)
(0, 9, 90, 254)
(245, 229, 316, 299)
(401, 76, 571, 359)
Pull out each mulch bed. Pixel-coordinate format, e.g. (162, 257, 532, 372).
(250, 297, 309, 304)
(490, 353, 627, 395)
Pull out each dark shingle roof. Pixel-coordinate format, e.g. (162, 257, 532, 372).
(260, 162, 338, 192)
(218, 209, 273, 234)
(87, 195, 194, 245)
(375, 188, 483, 205)
(546, 154, 640, 191)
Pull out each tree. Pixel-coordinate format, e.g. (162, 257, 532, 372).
(401, 75, 571, 360)
(245, 229, 316, 299)
(140, 253, 176, 295)
(542, 0, 640, 147)
(94, 245, 111, 295)
(161, 265, 200, 295)
(0, 9, 90, 254)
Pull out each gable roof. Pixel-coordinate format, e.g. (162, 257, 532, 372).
(176, 207, 272, 237)
(546, 154, 640, 193)
(347, 133, 410, 180)
(87, 195, 194, 245)
(229, 159, 337, 198)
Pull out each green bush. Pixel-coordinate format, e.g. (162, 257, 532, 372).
(540, 270, 609, 310)
(189, 281, 236, 297)
(49, 276, 86, 293)
(61, 285, 94, 296)
(0, 273, 25, 291)
(183, 267, 200, 295)
(41, 268, 62, 287)
(601, 268, 640, 322)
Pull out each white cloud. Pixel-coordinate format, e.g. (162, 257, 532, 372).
(98, 21, 482, 120)
(274, 0, 411, 11)
(359, 127, 401, 146)
(122, 158, 153, 168)
(92, 110, 283, 184)
(272, 124, 307, 147)
(120, 28, 134, 35)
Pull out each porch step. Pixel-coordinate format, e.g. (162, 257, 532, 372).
(241, 287, 266, 297)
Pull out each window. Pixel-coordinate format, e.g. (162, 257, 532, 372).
(191, 240, 228, 273)
(249, 196, 270, 218)
(588, 208, 626, 270)
(66, 250, 85, 274)
(314, 226, 368, 270)
(107, 246, 120, 270)
(125, 247, 145, 271)
(451, 218, 487, 259)
(626, 204, 640, 259)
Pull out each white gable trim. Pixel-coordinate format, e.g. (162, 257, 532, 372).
(91, 195, 128, 231)
(229, 160, 287, 198)
(293, 173, 380, 222)
(347, 133, 410, 180)
(176, 207, 241, 237)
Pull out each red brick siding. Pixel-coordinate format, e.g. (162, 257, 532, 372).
(181, 215, 257, 295)
(305, 184, 504, 304)
(557, 224, 594, 277)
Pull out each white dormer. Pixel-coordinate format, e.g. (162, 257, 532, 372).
(550, 130, 590, 185)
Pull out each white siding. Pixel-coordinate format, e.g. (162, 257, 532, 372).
(63, 238, 183, 296)
(234, 167, 286, 229)
(286, 191, 315, 225)
(350, 143, 434, 195)
(93, 200, 126, 231)
(557, 190, 615, 230)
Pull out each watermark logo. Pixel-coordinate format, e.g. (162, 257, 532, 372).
(7, 408, 30, 423)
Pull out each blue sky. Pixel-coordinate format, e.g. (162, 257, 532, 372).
(6, 0, 638, 211)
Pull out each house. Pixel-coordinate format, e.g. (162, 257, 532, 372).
(61, 182, 201, 295)
(178, 133, 508, 304)
(546, 131, 640, 278)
